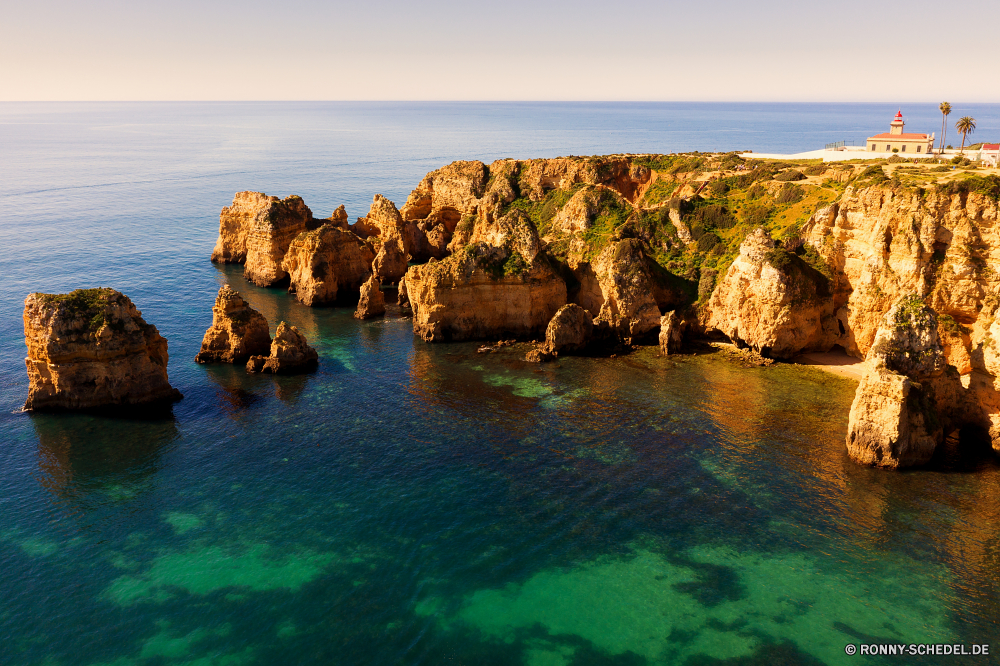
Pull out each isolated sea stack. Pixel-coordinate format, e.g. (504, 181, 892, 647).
(194, 285, 271, 364)
(23, 288, 182, 411)
(246, 322, 318, 374)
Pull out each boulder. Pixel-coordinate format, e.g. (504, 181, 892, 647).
(194, 285, 271, 364)
(210, 192, 315, 287)
(282, 224, 375, 306)
(23, 289, 182, 411)
(354, 276, 386, 319)
(659, 311, 683, 355)
(246, 322, 318, 375)
(846, 296, 946, 468)
(544, 304, 593, 354)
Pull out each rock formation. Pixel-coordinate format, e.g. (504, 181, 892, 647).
(401, 161, 488, 261)
(659, 311, 683, 355)
(544, 304, 593, 354)
(405, 210, 567, 341)
(705, 228, 843, 359)
(246, 322, 318, 375)
(281, 224, 375, 306)
(195, 285, 271, 364)
(846, 297, 946, 468)
(210, 191, 316, 287)
(801, 184, 1000, 359)
(354, 276, 386, 319)
(354, 194, 410, 284)
(23, 289, 182, 411)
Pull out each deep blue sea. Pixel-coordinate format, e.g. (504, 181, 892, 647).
(1, 102, 999, 666)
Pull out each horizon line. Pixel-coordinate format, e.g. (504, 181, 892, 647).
(1, 99, 997, 105)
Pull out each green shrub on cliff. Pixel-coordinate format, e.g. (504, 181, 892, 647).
(37, 288, 123, 332)
(775, 169, 806, 182)
(938, 174, 1000, 200)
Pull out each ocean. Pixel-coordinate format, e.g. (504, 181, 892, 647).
(1, 102, 998, 665)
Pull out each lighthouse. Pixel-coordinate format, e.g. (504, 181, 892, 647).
(866, 110, 934, 154)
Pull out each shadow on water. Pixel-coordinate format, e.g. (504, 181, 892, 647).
(30, 411, 179, 507)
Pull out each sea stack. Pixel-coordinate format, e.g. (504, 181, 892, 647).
(354, 276, 386, 319)
(846, 296, 946, 469)
(22, 288, 182, 411)
(246, 322, 318, 375)
(194, 285, 271, 364)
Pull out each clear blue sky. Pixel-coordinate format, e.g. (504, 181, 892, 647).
(3, 0, 997, 101)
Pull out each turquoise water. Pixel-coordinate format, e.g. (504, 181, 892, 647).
(1, 103, 999, 665)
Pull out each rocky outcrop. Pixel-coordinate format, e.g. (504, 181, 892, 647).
(402, 161, 488, 261)
(282, 224, 375, 306)
(846, 297, 946, 468)
(705, 228, 844, 359)
(354, 276, 386, 319)
(543, 303, 593, 354)
(591, 238, 687, 340)
(194, 285, 271, 364)
(246, 322, 318, 374)
(801, 184, 1000, 358)
(405, 210, 567, 341)
(354, 195, 410, 284)
(211, 192, 315, 287)
(23, 289, 182, 411)
(659, 311, 683, 355)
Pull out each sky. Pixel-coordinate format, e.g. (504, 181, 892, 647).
(2, 0, 998, 101)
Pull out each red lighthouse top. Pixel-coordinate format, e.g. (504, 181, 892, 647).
(894, 110, 904, 120)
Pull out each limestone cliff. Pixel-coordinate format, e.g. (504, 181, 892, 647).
(195, 285, 271, 364)
(802, 181, 1000, 359)
(354, 194, 410, 284)
(211, 192, 315, 287)
(705, 228, 844, 359)
(23, 289, 182, 411)
(405, 210, 567, 341)
(846, 297, 946, 468)
(401, 161, 488, 261)
(282, 224, 375, 306)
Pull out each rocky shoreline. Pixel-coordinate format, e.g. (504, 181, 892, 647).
(22, 152, 1000, 470)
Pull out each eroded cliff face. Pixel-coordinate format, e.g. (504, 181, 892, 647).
(402, 161, 488, 261)
(802, 184, 1000, 359)
(23, 289, 182, 411)
(846, 297, 946, 468)
(282, 224, 375, 306)
(210, 191, 316, 287)
(354, 195, 410, 284)
(405, 210, 567, 341)
(705, 228, 845, 359)
(195, 285, 271, 364)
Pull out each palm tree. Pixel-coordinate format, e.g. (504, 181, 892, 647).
(939, 102, 952, 154)
(956, 116, 976, 154)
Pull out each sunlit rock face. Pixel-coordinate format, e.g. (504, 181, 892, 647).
(211, 191, 315, 287)
(705, 228, 842, 359)
(246, 322, 318, 375)
(282, 224, 375, 306)
(195, 285, 271, 364)
(23, 288, 181, 411)
(846, 296, 946, 468)
(405, 210, 567, 342)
